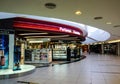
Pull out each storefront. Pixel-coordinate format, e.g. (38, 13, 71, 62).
(0, 18, 15, 70)
(24, 39, 52, 64)
(0, 17, 87, 70)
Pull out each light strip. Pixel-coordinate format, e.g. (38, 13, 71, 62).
(18, 33, 48, 35)
(24, 35, 69, 38)
(107, 39, 120, 43)
(29, 40, 43, 43)
(52, 37, 78, 40)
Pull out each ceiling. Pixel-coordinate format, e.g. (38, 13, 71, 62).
(0, 0, 120, 43)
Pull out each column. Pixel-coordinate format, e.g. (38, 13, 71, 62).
(9, 34, 14, 69)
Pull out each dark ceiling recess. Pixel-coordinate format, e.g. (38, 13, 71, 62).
(113, 25, 120, 28)
(45, 3, 56, 9)
(94, 16, 103, 20)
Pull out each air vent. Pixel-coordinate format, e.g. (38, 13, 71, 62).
(94, 17, 103, 20)
(45, 3, 56, 9)
(113, 25, 120, 28)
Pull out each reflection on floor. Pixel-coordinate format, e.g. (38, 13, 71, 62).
(26, 55, 86, 68)
(1, 53, 120, 84)
(0, 65, 35, 79)
(17, 81, 38, 84)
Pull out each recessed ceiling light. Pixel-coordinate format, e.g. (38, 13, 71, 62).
(106, 22, 112, 24)
(75, 11, 82, 15)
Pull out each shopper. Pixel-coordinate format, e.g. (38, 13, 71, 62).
(73, 47, 78, 59)
(67, 47, 71, 61)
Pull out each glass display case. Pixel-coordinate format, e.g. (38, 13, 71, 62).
(52, 49, 67, 60)
(25, 48, 52, 63)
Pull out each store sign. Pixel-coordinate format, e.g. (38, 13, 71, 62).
(59, 27, 81, 35)
(59, 27, 72, 33)
(73, 30, 80, 35)
(14, 21, 82, 36)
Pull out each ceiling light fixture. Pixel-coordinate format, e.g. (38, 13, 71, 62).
(24, 35, 69, 38)
(75, 11, 82, 15)
(29, 41, 43, 43)
(107, 39, 120, 43)
(18, 33, 48, 35)
(106, 22, 112, 24)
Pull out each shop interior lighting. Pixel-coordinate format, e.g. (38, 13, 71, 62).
(106, 22, 112, 24)
(53, 37, 78, 40)
(27, 38, 50, 41)
(107, 39, 120, 43)
(28, 38, 50, 43)
(29, 40, 43, 43)
(18, 33, 48, 35)
(24, 35, 69, 38)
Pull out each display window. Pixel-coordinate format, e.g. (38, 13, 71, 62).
(0, 34, 9, 69)
(52, 44, 67, 60)
(25, 48, 52, 63)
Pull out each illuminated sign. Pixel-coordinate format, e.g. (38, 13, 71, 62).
(59, 27, 81, 35)
(14, 21, 82, 36)
(73, 30, 80, 35)
(59, 27, 72, 33)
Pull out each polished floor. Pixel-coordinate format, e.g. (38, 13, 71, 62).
(0, 65, 35, 76)
(1, 53, 120, 84)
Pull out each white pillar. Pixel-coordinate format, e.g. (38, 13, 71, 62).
(9, 34, 14, 69)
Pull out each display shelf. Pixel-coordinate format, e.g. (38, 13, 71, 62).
(53, 54, 66, 56)
(52, 49, 67, 60)
(25, 48, 52, 63)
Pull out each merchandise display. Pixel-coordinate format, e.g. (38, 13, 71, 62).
(52, 49, 67, 60)
(25, 48, 52, 63)
(52, 44, 68, 60)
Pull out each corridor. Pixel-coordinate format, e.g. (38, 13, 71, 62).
(1, 54, 120, 84)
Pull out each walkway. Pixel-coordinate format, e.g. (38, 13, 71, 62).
(1, 54, 120, 84)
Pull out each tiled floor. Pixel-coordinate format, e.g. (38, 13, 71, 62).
(1, 53, 120, 84)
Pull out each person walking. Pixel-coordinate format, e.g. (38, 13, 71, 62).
(67, 47, 71, 61)
(74, 47, 78, 59)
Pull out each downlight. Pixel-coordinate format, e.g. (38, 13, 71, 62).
(45, 3, 56, 9)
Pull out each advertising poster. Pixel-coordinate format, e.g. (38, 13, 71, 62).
(0, 34, 9, 69)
